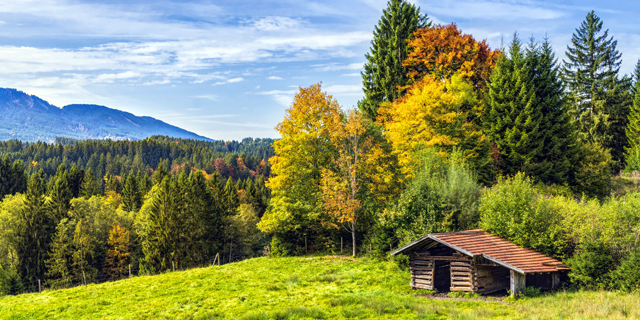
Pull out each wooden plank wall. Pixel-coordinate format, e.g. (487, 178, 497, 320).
(450, 260, 473, 292)
(410, 255, 434, 290)
(474, 265, 510, 294)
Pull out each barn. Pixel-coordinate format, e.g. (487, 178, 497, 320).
(391, 229, 570, 296)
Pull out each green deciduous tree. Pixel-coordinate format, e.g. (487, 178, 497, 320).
(360, 0, 428, 119)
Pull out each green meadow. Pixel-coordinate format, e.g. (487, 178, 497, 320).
(1, 256, 639, 319)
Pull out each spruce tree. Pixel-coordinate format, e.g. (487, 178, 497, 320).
(122, 171, 142, 212)
(525, 37, 579, 184)
(153, 162, 169, 186)
(483, 35, 543, 176)
(360, 0, 428, 119)
(68, 164, 84, 198)
(140, 176, 177, 273)
(79, 168, 101, 199)
(223, 177, 238, 215)
(625, 77, 640, 170)
(45, 219, 73, 289)
(15, 169, 52, 290)
(10, 160, 27, 195)
(0, 155, 10, 197)
(562, 11, 628, 166)
(47, 164, 73, 224)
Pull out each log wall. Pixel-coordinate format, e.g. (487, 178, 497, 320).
(474, 265, 510, 294)
(410, 255, 434, 290)
(449, 260, 473, 292)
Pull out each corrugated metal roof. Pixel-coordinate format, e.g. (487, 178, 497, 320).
(392, 229, 570, 274)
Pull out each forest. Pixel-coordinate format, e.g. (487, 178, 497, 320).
(2, 0, 640, 296)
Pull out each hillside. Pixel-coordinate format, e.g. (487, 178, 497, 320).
(0, 88, 212, 142)
(1, 256, 639, 319)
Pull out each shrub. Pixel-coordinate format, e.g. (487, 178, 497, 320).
(611, 249, 640, 292)
(566, 240, 614, 289)
(479, 173, 569, 258)
(573, 142, 612, 198)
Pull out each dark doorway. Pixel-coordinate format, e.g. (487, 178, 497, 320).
(433, 260, 451, 292)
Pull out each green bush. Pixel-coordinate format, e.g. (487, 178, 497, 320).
(479, 173, 569, 258)
(382, 149, 481, 245)
(0, 266, 23, 295)
(573, 142, 612, 198)
(566, 240, 614, 289)
(391, 254, 409, 271)
(611, 249, 640, 292)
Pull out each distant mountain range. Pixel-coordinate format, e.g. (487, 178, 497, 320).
(0, 88, 212, 142)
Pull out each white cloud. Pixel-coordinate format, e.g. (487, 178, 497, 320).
(324, 84, 363, 96)
(267, 76, 284, 80)
(227, 77, 244, 83)
(250, 16, 304, 31)
(314, 62, 364, 72)
(427, 0, 564, 20)
(194, 95, 219, 101)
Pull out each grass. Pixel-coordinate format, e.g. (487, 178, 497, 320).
(1, 256, 639, 319)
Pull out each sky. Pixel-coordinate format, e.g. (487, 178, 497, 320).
(0, 0, 638, 141)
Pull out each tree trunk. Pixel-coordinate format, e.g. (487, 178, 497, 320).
(352, 222, 356, 257)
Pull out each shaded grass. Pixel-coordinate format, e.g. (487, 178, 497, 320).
(1, 256, 639, 319)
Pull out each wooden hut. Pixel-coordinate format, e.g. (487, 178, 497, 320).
(391, 229, 569, 296)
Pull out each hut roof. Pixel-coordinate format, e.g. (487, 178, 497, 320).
(391, 229, 570, 274)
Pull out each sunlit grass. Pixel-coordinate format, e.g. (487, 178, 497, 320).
(1, 256, 638, 319)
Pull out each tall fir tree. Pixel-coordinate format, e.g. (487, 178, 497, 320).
(625, 74, 640, 170)
(79, 168, 101, 199)
(223, 177, 238, 215)
(562, 11, 629, 168)
(0, 155, 10, 197)
(525, 37, 579, 184)
(44, 219, 73, 289)
(483, 35, 543, 177)
(122, 171, 142, 212)
(15, 169, 52, 290)
(10, 159, 27, 195)
(67, 164, 84, 198)
(140, 176, 178, 273)
(47, 164, 73, 224)
(360, 0, 428, 119)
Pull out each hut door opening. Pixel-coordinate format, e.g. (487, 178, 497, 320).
(433, 260, 451, 292)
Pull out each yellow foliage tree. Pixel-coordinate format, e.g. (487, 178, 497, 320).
(104, 223, 131, 279)
(379, 74, 487, 176)
(258, 83, 343, 255)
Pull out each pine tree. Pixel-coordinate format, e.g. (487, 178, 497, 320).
(45, 219, 73, 289)
(0, 155, 10, 197)
(223, 177, 238, 215)
(10, 159, 27, 195)
(483, 35, 543, 176)
(137, 170, 151, 196)
(360, 0, 428, 119)
(188, 171, 223, 266)
(15, 169, 52, 290)
(625, 76, 640, 170)
(47, 164, 73, 224)
(68, 164, 84, 198)
(140, 176, 178, 273)
(79, 168, 101, 199)
(153, 162, 169, 185)
(122, 171, 142, 212)
(525, 37, 579, 184)
(562, 11, 628, 167)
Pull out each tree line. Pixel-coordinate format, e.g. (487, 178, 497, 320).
(0, 137, 272, 294)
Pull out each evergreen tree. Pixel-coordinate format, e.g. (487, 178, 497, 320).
(137, 170, 151, 196)
(79, 168, 101, 199)
(562, 11, 628, 167)
(525, 37, 579, 184)
(105, 175, 122, 194)
(360, 0, 428, 119)
(15, 169, 52, 290)
(223, 177, 238, 215)
(0, 155, 10, 197)
(122, 171, 142, 212)
(484, 35, 543, 176)
(47, 164, 73, 224)
(44, 219, 73, 289)
(10, 160, 27, 195)
(68, 164, 84, 198)
(626, 76, 640, 169)
(140, 177, 178, 273)
(153, 162, 169, 186)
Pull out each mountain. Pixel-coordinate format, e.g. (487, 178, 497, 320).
(0, 88, 212, 142)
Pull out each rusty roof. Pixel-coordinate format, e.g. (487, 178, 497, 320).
(392, 229, 570, 274)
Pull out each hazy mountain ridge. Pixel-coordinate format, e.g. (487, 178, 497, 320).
(0, 88, 212, 142)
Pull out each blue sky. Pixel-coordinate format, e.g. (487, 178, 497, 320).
(0, 0, 638, 140)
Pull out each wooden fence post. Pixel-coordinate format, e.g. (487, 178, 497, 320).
(38, 279, 41, 293)
(341, 237, 343, 254)
(83, 270, 86, 286)
(172, 261, 175, 272)
(305, 237, 307, 253)
(129, 264, 132, 279)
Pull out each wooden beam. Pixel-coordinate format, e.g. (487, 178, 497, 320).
(510, 270, 526, 297)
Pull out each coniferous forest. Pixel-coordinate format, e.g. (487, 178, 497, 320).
(2, 0, 640, 297)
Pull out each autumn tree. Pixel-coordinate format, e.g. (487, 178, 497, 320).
(360, 0, 428, 119)
(404, 23, 500, 94)
(379, 74, 490, 177)
(104, 223, 131, 279)
(321, 109, 371, 256)
(258, 83, 342, 256)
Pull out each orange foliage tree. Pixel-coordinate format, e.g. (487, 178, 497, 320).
(404, 23, 500, 93)
(104, 223, 131, 279)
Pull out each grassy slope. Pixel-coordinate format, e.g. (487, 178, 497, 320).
(1, 256, 639, 319)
